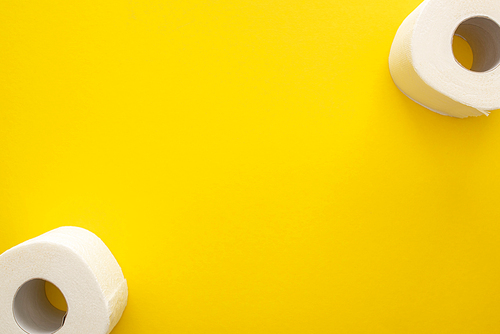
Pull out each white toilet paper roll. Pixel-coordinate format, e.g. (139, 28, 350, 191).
(389, 0, 500, 118)
(0, 227, 128, 334)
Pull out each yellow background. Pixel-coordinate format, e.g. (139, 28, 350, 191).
(0, 0, 499, 333)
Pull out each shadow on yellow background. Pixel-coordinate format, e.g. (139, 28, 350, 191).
(2, 0, 500, 333)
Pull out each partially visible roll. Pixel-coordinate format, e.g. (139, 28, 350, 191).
(389, 0, 500, 118)
(0, 227, 128, 334)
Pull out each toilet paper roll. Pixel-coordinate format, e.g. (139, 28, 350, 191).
(389, 0, 500, 118)
(0, 227, 128, 334)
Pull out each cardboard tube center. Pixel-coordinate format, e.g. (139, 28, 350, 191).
(13, 279, 68, 334)
(453, 16, 500, 72)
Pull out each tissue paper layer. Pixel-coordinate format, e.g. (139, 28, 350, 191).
(0, 227, 128, 334)
(389, 0, 500, 118)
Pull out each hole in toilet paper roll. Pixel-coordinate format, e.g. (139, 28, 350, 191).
(453, 17, 500, 72)
(13, 279, 68, 334)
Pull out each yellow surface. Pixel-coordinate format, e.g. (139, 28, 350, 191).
(453, 35, 474, 71)
(45, 281, 68, 312)
(1, 0, 500, 333)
